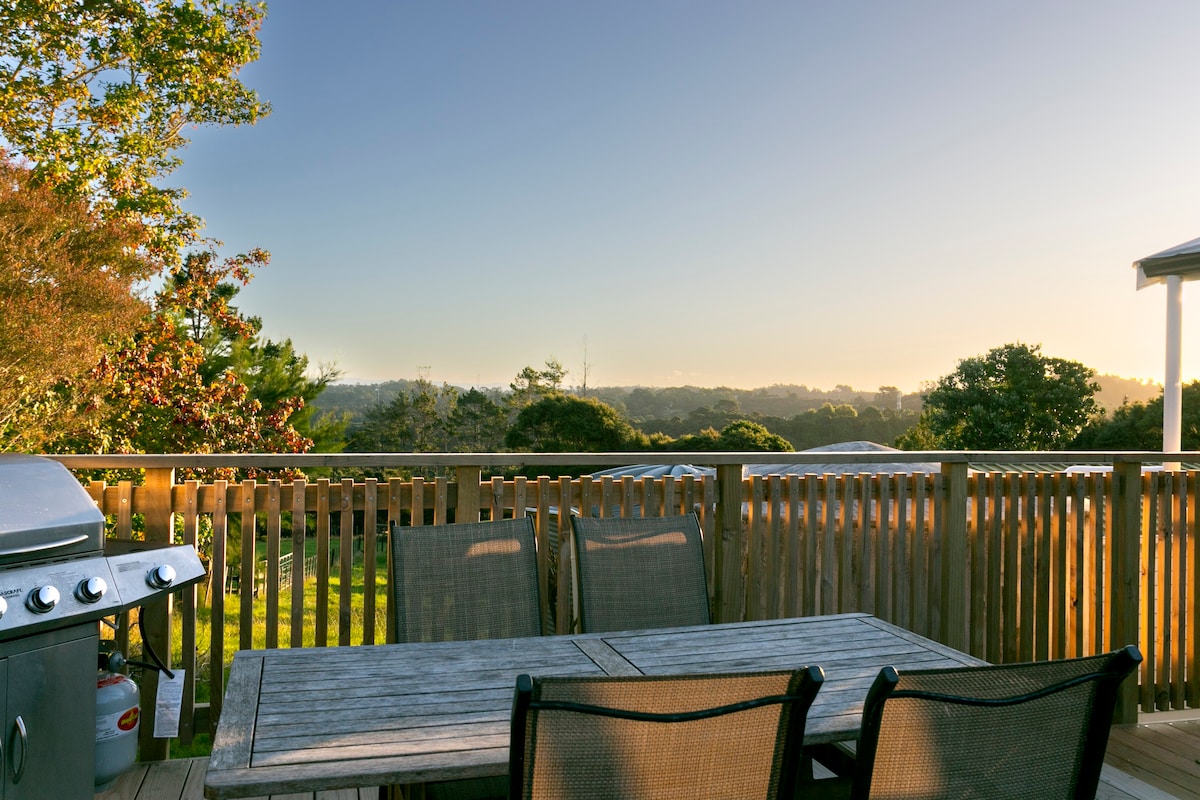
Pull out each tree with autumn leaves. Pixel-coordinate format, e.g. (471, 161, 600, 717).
(0, 159, 154, 449)
(51, 247, 339, 458)
(0, 2, 332, 459)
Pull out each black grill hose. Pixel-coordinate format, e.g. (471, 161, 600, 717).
(136, 606, 175, 680)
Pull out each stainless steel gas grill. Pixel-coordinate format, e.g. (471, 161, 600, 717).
(0, 454, 205, 799)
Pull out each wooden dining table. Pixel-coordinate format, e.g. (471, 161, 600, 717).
(204, 613, 974, 798)
(202, 612, 1137, 799)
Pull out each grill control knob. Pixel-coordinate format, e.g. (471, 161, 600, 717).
(27, 585, 60, 614)
(147, 564, 176, 590)
(76, 576, 108, 604)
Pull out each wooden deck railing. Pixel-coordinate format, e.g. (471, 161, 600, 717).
(47, 450, 1199, 760)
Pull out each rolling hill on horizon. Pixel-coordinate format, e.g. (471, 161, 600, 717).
(315, 373, 1163, 421)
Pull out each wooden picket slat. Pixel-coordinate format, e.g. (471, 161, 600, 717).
(911, 474, 929, 638)
(179, 480, 199, 746)
(1018, 473, 1036, 662)
(265, 480, 281, 650)
(747, 475, 766, 620)
(433, 476, 449, 524)
(1034, 473, 1051, 662)
(892, 474, 910, 632)
(239, 480, 256, 651)
(315, 478, 331, 647)
(385, 477, 405, 645)
(1074, 474, 1091, 656)
(1189, 472, 1200, 708)
(1143, 472, 1157, 712)
(290, 479, 307, 647)
(1170, 472, 1185, 710)
(362, 478, 378, 646)
(338, 478, 353, 647)
(927, 472, 943, 642)
(767, 474, 786, 619)
(1052, 473, 1069, 659)
(838, 475, 857, 614)
(1001, 473, 1019, 662)
(969, 473, 988, 660)
(117, 480, 134, 539)
(554, 475, 573, 635)
(209, 480, 228, 732)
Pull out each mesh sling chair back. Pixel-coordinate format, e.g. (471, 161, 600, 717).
(389, 516, 542, 643)
(568, 512, 710, 633)
(389, 517, 542, 800)
(509, 666, 825, 800)
(850, 644, 1143, 800)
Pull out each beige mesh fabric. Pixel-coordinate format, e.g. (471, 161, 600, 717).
(517, 670, 818, 800)
(861, 650, 1136, 800)
(569, 513, 710, 633)
(390, 517, 542, 642)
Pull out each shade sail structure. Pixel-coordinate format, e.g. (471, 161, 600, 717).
(585, 463, 715, 518)
(1133, 235, 1200, 453)
(588, 464, 716, 480)
(743, 441, 941, 477)
(537, 464, 717, 546)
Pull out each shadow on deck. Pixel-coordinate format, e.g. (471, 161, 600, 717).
(94, 757, 379, 800)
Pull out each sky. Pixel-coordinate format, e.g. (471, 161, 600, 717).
(172, 0, 1200, 394)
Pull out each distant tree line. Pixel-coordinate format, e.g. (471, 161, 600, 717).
(316, 346, 1181, 470)
(309, 361, 925, 478)
(317, 380, 922, 426)
(635, 400, 917, 451)
(330, 361, 790, 478)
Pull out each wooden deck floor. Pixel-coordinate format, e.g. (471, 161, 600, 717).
(96, 715, 1200, 800)
(1106, 713, 1200, 800)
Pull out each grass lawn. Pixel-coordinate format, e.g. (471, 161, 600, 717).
(113, 534, 389, 758)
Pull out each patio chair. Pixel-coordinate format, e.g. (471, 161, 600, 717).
(389, 516, 542, 643)
(388, 517, 542, 800)
(833, 644, 1143, 800)
(508, 666, 825, 800)
(568, 512, 710, 633)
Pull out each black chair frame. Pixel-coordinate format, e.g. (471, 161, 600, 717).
(852, 644, 1143, 800)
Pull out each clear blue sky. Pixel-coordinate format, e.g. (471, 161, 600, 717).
(173, 0, 1200, 393)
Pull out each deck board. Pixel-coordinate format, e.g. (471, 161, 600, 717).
(1106, 718, 1200, 799)
(95, 758, 380, 800)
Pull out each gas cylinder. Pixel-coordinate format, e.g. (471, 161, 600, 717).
(95, 667, 140, 790)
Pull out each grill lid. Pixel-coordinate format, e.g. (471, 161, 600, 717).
(0, 455, 104, 564)
(0, 456, 206, 642)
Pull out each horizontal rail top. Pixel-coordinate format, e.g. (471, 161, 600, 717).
(47, 450, 1198, 470)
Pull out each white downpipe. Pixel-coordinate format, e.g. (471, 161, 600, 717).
(1164, 274, 1183, 455)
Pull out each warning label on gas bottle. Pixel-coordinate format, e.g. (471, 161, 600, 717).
(97, 707, 139, 741)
